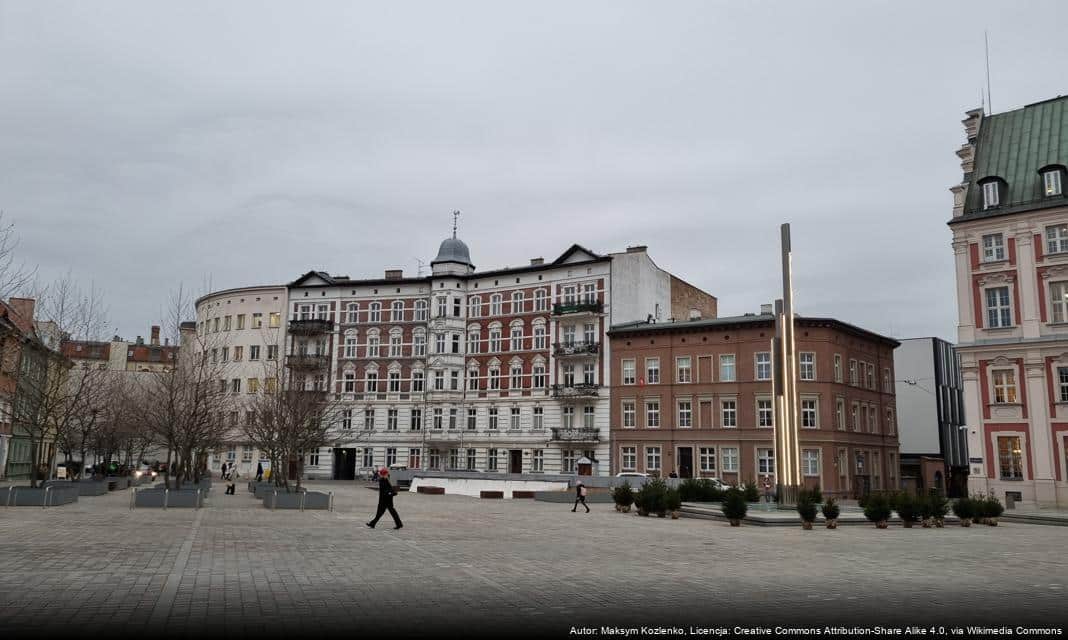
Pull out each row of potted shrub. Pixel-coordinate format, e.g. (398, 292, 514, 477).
(612, 480, 684, 518)
(950, 493, 1005, 527)
(676, 478, 762, 503)
(853, 491, 1003, 529)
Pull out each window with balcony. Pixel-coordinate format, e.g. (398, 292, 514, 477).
(582, 363, 595, 385)
(563, 286, 576, 304)
(562, 324, 575, 346)
(562, 364, 575, 387)
(992, 369, 1017, 404)
(998, 436, 1024, 480)
(583, 322, 596, 345)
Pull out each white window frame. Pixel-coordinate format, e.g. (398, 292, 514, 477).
(1048, 224, 1068, 255)
(799, 352, 815, 381)
(801, 398, 818, 429)
(719, 354, 736, 382)
(802, 449, 820, 477)
(622, 400, 635, 428)
(721, 447, 738, 473)
(622, 359, 636, 385)
(992, 368, 1018, 404)
(982, 233, 1006, 262)
(677, 400, 692, 428)
(621, 446, 637, 471)
(755, 352, 771, 381)
(721, 399, 737, 428)
(1044, 169, 1063, 197)
(645, 400, 660, 428)
(645, 446, 661, 471)
(757, 398, 773, 428)
(982, 181, 1000, 209)
(676, 356, 692, 383)
(699, 447, 716, 473)
(985, 286, 1013, 328)
(645, 357, 660, 384)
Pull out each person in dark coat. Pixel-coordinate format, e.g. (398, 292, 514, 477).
(572, 481, 589, 513)
(366, 467, 403, 529)
(256, 462, 264, 482)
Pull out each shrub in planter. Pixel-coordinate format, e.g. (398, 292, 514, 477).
(796, 498, 818, 530)
(980, 495, 1004, 525)
(807, 485, 823, 504)
(722, 488, 748, 526)
(742, 480, 760, 503)
(918, 493, 935, 527)
(635, 478, 668, 517)
(665, 488, 682, 519)
(677, 479, 699, 502)
(863, 492, 892, 528)
(612, 482, 635, 513)
(951, 496, 974, 527)
(928, 493, 950, 527)
(821, 498, 840, 529)
(896, 493, 921, 528)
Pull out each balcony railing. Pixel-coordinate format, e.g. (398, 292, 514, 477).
(288, 318, 334, 334)
(552, 301, 604, 316)
(553, 341, 600, 357)
(286, 354, 331, 369)
(550, 427, 600, 443)
(551, 383, 600, 399)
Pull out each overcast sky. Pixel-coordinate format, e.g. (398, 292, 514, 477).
(3, 1, 1068, 342)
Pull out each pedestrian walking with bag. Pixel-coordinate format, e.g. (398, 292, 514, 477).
(256, 462, 264, 483)
(225, 465, 239, 495)
(572, 481, 590, 513)
(366, 467, 403, 530)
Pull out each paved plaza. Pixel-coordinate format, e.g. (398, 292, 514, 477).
(1, 482, 1066, 637)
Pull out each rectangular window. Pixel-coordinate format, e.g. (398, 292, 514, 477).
(646, 446, 661, 471)
(466, 448, 477, 470)
(562, 406, 574, 429)
(802, 449, 820, 476)
(532, 406, 543, 429)
(511, 407, 521, 430)
(721, 399, 737, 428)
(448, 448, 459, 470)
(676, 356, 692, 383)
(449, 408, 458, 430)
(582, 363, 595, 386)
(699, 447, 716, 473)
(622, 359, 636, 385)
(1059, 367, 1068, 403)
(622, 401, 635, 428)
(982, 181, 1000, 209)
(233, 346, 243, 361)
(799, 352, 815, 381)
(833, 354, 842, 383)
(386, 448, 397, 467)
(409, 448, 421, 469)
(757, 448, 775, 475)
(487, 449, 498, 471)
(467, 408, 477, 430)
(721, 447, 738, 472)
(387, 409, 398, 431)
(677, 400, 692, 428)
(427, 450, 439, 470)
(488, 408, 499, 430)
(719, 355, 736, 382)
(223, 316, 232, 331)
(646, 358, 660, 384)
(510, 366, 523, 390)
(413, 334, 426, 356)
(342, 410, 352, 430)
(757, 399, 773, 427)
(269, 312, 280, 328)
(645, 400, 660, 428)
(1048, 224, 1068, 255)
(849, 359, 858, 385)
(412, 371, 424, 393)
(231, 378, 241, 394)
(582, 406, 595, 429)
(997, 436, 1024, 480)
(364, 409, 375, 431)
(489, 368, 500, 390)
(249, 345, 260, 361)
(755, 352, 771, 381)
(247, 378, 259, 394)
(252, 313, 263, 328)
(1045, 170, 1063, 196)
(1051, 282, 1068, 323)
(410, 408, 422, 431)
(510, 328, 522, 352)
(801, 399, 818, 428)
(621, 447, 637, 471)
(836, 398, 845, 431)
(362, 448, 375, 468)
(531, 449, 544, 472)
(992, 369, 1017, 403)
(532, 366, 546, 388)
(366, 372, 378, 393)
(982, 233, 1005, 262)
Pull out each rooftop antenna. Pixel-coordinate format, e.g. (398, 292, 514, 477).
(415, 258, 427, 277)
(452, 210, 461, 238)
(985, 30, 993, 114)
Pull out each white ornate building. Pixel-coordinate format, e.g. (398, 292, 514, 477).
(198, 233, 717, 479)
(950, 96, 1068, 507)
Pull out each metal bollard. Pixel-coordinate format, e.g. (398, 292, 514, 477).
(299, 491, 306, 512)
(130, 487, 136, 510)
(271, 490, 277, 511)
(5, 486, 14, 507)
(43, 485, 53, 509)
(164, 488, 169, 510)
(196, 489, 201, 510)
(329, 491, 334, 512)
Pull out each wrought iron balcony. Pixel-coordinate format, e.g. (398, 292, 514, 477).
(551, 383, 600, 399)
(286, 354, 330, 369)
(553, 341, 600, 357)
(551, 301, 603, 316)
(550, 427, 600, 443)
(288, 318, 334, 334)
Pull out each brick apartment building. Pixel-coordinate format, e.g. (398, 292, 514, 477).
(62, 325, 180, 372)
(607, 312, 900, 497)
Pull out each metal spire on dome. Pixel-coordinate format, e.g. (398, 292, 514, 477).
(452, 210, 460, 239)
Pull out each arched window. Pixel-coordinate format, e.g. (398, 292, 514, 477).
(344, 333, 358, 358)
(366, 329, 380, 358)
(369, 302, 381, 323)
(391, 300, 405, 322)
(346, 302, 360, 324)
(468, 296, 481, 318)
(389, 328, 403, 357)
(414, 299, 428, 321)
(511, 291, 524, 314)
(532, 320, 547, 350)
(412, 329, 427, 357)
(534, 289, 548, 312)
(467, 328, 481, 354)
(490, 294, 502, 316)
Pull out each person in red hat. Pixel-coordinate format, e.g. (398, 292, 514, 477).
(366, 467, 403, 529)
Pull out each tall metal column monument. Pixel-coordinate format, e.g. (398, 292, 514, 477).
(772, 223, 802, 503)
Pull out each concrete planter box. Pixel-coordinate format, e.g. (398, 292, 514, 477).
(263, 490, 333, 511)
(417, 486, 445, 495)
(132, 488, 205, 509)
(4, 485, 80, 507)
(511, 491, 536, 499)
(106, 476, 131, 491)
(77, 481, 109, 496)
(254, 483, 302, 499)
(479, 490, 504, 499)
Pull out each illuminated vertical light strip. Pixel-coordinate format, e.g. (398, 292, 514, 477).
(786, 249, 801, 485)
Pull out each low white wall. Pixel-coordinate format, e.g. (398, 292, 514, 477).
(408, 475, 569, 498)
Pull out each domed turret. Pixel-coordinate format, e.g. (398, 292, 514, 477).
(431, 211, 475, 275)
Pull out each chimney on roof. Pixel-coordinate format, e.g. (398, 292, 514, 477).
(7, 297, 35, 332)
(136, 336, 143, 345)
(384, 269, 403, 280)
(151, 325, 160, 346)
(760, 303, 773, 315)
(530, 257, 544, 266)
(689, 309, 701, 320)
(625, 245, 647, 254)
(164, 338, 170, 346)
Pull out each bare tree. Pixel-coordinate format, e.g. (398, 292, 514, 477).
(0, 212, 36, 302)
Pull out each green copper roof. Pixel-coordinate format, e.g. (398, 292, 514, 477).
(961, 95, 1068, 219)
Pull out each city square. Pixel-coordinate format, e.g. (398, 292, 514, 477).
(1, 484, 1065, 637)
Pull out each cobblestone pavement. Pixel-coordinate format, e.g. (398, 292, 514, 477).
(0, 481, 1065, 638)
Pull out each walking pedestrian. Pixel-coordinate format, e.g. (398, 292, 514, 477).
(571, 481, 590, 513)
(256, 462, 264, 483)
(762, 475, 772, 503)
(220, 461, 228, 480)
(226, 465, 238, 495)
(366, 467, 403, 529)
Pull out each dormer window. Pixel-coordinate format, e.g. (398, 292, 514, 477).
(980, 178, 1004, 210)
(1041, 165, 1066, 197)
